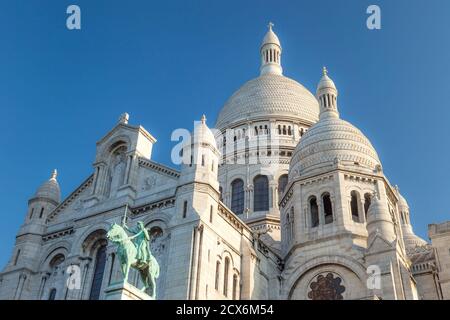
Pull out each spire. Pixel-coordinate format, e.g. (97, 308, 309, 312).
(260, 22, 282, 76)
(316, 67, 339, 119)
(201, 114, 206, 124)
(50, 169, 57, 181)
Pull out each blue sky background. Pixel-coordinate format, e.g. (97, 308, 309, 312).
(0, 0, 449, 268)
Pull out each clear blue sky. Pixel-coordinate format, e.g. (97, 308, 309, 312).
(0, 0, 449, 268)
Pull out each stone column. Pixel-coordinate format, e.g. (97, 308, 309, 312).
(14, 273, 27, 300)
(317, 197, 324, 226)
(37, 273, 50, 300)
(78, 258, 91, 300)
(269, 181, 277, 209)
(247, 185, 254, 214)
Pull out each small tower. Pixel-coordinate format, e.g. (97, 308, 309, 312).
(316, 67, 339, 119)
(260, 22, 283, 76)
(178, 115, 220, 191)
(167, 117, 221, 298)
(8, 170, 61, 271)
(28, 169, 61, 223)
(395, 187, 427, 249)
(366, 192, 396, 244)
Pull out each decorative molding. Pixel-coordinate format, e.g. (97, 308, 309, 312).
(46, 175, 94, 223)
(43, 228, 75, 242)
(138, 158, 180, 178)
(131, 197, 176, 216)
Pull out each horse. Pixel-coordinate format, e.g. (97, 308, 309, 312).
(106, 223, 160, 297)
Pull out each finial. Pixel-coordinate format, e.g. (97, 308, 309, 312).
(268, 22, 274, 31)
(201, 114, 206, 124)
(119, 112, 129, 124)
(322, 66, 328, 76)
(51, 169, 58, 180)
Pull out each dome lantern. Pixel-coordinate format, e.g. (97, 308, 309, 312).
(317, 67, 339, 119)
(260, 22, 283, 76)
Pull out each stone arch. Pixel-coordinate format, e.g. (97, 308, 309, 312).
(282, 255, 368, 300)
(221, 249, 235, 267)
(97, 135, 132, 161)
(39, 242, 71, 271)
(72, 223, 109, 257)
(142, 216, 171, 299)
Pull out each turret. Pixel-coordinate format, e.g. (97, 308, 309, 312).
(26, 169, 61, 224)
(179, 115, 220, 191)
(366, 192, 396, 244)
(316, 67, 339, 119)
(260, 22, 283, 76)
(395, 186, 427, 250)
(8, 170, 61, 271)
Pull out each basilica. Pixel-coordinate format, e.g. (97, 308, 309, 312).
(1, 24, 450, 300)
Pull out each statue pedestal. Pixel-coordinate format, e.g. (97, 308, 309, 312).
(104, 281, 153, 300)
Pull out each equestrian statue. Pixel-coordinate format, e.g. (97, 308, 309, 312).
(106, 216, 160, 298)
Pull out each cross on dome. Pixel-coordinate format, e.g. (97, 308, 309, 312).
(322, 66, 328, 76)
(268, 22, 274, 31)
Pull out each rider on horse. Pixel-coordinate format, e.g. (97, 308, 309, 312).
(124, 221, 151, 264)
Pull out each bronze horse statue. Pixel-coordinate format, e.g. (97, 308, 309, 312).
(107, 222, 160, 298)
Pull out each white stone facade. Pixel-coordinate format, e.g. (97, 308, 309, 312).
(0, 24, 449, 300)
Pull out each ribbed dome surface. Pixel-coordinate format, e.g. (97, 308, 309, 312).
(34, 172, 61, 203)
(215, 74, 319, 129)
(290, 117, 381, 177)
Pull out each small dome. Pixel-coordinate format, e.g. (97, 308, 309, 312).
(317, 67, 337, 94)
(193, 115, 218, 149)
(403, 231, 428, 250)
(290, 68, 381, 178)
(215, 74, 319, 129)
(290, 117, 381, 177)
(34, 170, 61, 203)
(398, 193, 409, 211)
(261, 25, 281, 48)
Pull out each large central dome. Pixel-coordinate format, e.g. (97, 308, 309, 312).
(215, 74, 319, 129)
(215, 23, 319, 129)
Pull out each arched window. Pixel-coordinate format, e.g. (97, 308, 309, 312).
(231, 179, 245, 214)
(232, 274, 238, 300)
(285, 213, 291, 243)
(108, 253, 115, 285)
(364, 193, 371, 218)
(253, 175, 269, 211)
(215, 261, 220, 291)
(48, 288, 57, 300)
(278, 174, 288, 198)
(223, 257, 230, 296)
(89, 244, 107, 300)
(310, 197, 319, 227)
(49, 254, 65, 270)
(322, 193, 333, 224)
(350, 191, 360, 222)
(289, 207, 295, 241)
